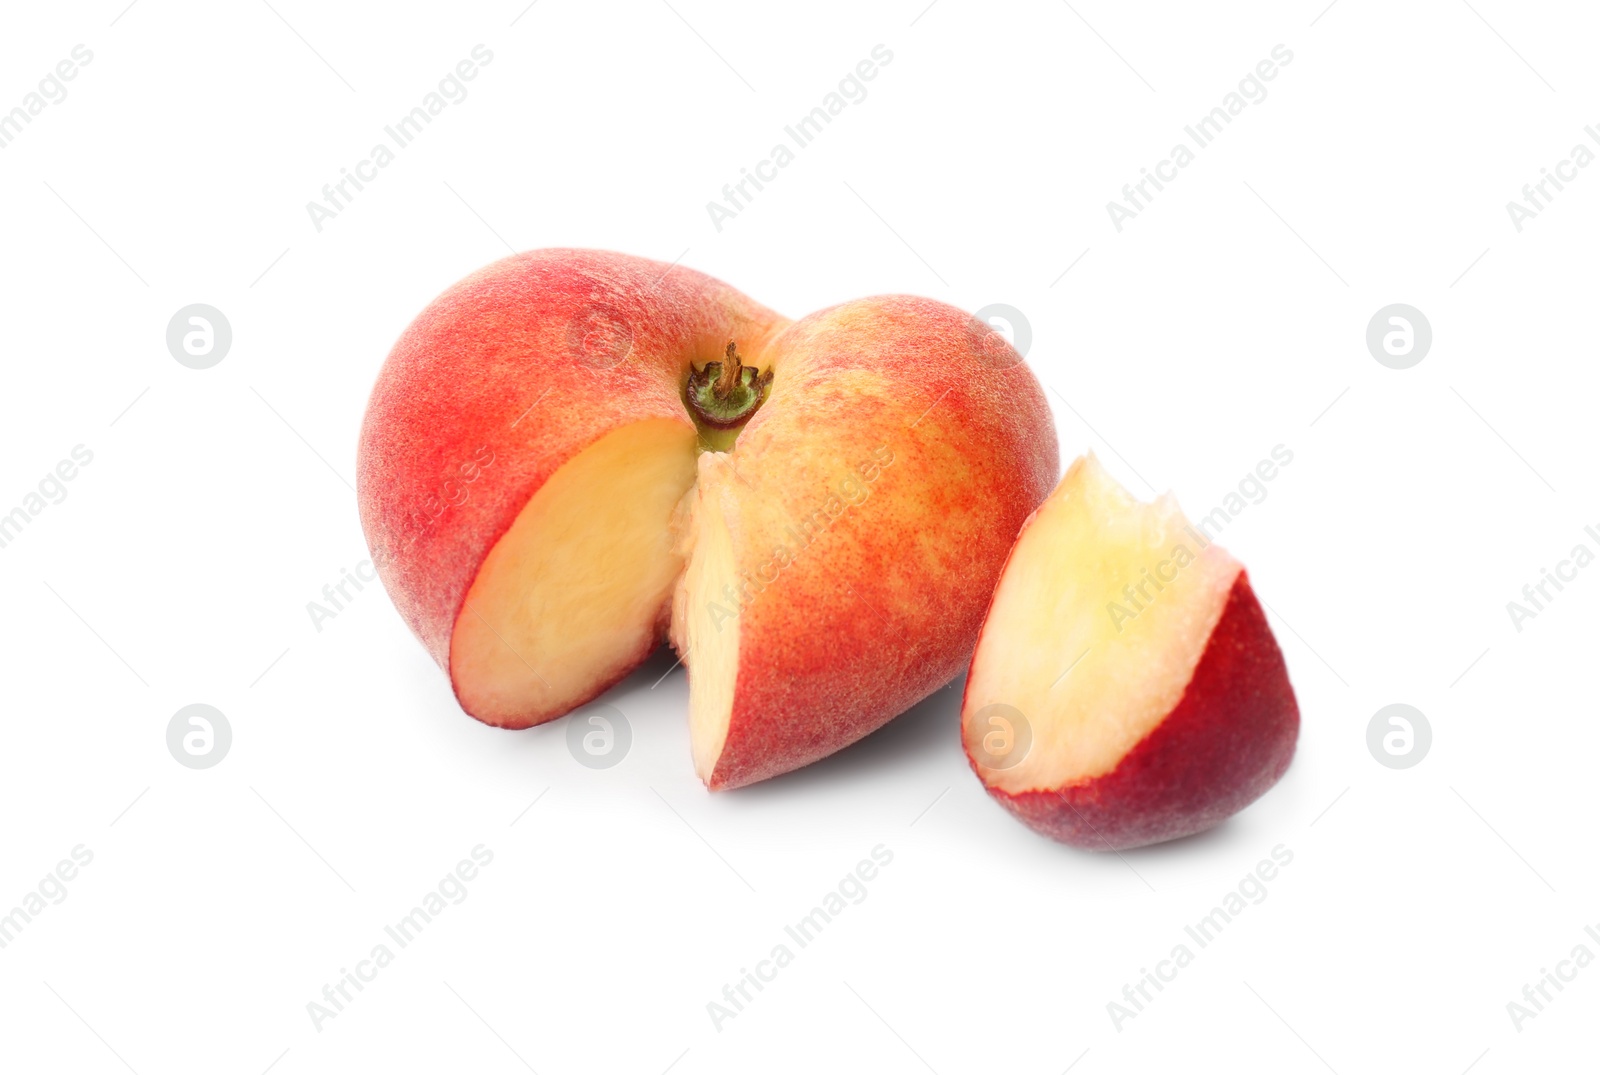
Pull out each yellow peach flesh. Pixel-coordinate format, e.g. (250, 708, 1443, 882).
(963, 455, 1241, 794)
(450, 419, 697, 726)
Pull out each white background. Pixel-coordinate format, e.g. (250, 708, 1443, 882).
(1, 1, 1595, 1072)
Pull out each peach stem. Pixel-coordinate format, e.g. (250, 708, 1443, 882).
(715, 341, 742, 398)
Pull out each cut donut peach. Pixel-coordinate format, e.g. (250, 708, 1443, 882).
(357, 249, 1059, 787)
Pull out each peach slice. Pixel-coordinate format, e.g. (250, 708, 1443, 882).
(451, 419, 698, 726)
(961, 455, 1298, 849)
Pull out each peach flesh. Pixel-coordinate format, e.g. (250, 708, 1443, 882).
(451, 419, 698, 727)
(965, 455, 1242, 792)
(962, 455, 1298, 848)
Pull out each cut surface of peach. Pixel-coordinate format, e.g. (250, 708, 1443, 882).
(451, 419, 698, 727)
(963, 454, 1243, 793)
(672, 453, 741, 782)
(448, 418, 752, 778)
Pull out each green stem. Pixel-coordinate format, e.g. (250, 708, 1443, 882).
(686, 341, 772, 447)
